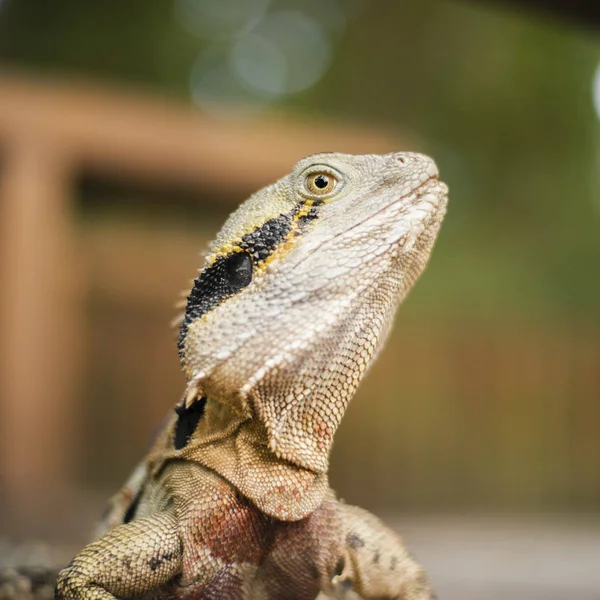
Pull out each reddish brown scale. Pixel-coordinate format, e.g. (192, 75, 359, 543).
(179, 479, 273, 572)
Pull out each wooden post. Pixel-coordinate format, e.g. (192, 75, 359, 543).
(0, 135, 83, 527)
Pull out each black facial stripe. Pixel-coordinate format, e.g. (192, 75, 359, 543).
(297, 206, 320, 225)
(178, 202, 322, 356)
(238, 203, 321, 262)
(239, 212, 294, 262)
(174, 396, 207, 450)
(178, 251, 254, 354)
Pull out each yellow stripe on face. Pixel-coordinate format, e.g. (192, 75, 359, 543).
(178, 199, 322, 362)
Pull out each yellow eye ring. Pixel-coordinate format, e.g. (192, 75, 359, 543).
(305, 171, 338, 196)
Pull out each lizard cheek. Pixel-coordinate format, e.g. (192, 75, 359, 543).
(177, 251, 255, 361)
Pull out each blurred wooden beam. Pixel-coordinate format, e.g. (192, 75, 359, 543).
(0, 73, 403, 200)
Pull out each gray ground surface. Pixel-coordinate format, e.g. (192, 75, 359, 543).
(390, 515, 600, 600)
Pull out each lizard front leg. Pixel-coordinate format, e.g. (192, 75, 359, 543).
(259, 496, 434, 600)
(323, 502, 433, 600)
(55, 511, 182, 600)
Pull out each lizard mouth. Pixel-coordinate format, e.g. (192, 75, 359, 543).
(294, 175, 447, 267)
(370, 175, 448, 226)
(410, 177, 448, 208)
(352, 174, 448, 232)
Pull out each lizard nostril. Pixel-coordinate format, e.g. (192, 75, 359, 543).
(394, 154, 408, 166)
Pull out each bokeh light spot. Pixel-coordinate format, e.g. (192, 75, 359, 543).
(593, 61, 600, 122)
(233, 10, 332, 97)
(175, 0, 270, 41)
(232, 33, 287, 98)
(190, 47, 272, 116)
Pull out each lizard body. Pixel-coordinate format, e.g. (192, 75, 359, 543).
(55, 152, 448, 600)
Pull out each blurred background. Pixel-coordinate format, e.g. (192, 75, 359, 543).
(0, 0, 599, 597)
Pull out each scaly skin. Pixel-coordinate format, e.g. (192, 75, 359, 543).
(56, 152, 448, 600)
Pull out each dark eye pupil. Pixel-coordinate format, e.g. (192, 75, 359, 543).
(314, 175, 329, 189)
(226, 252, 253, 286)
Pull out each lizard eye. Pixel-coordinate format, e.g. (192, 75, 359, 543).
(305, 171, 337, 196)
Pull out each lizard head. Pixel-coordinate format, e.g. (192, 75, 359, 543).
(178, 152, 448, 473)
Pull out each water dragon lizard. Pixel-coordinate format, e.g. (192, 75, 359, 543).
(25, 151, 448, 600)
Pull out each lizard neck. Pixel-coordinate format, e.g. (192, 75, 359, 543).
(146, 399, 329, 521)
